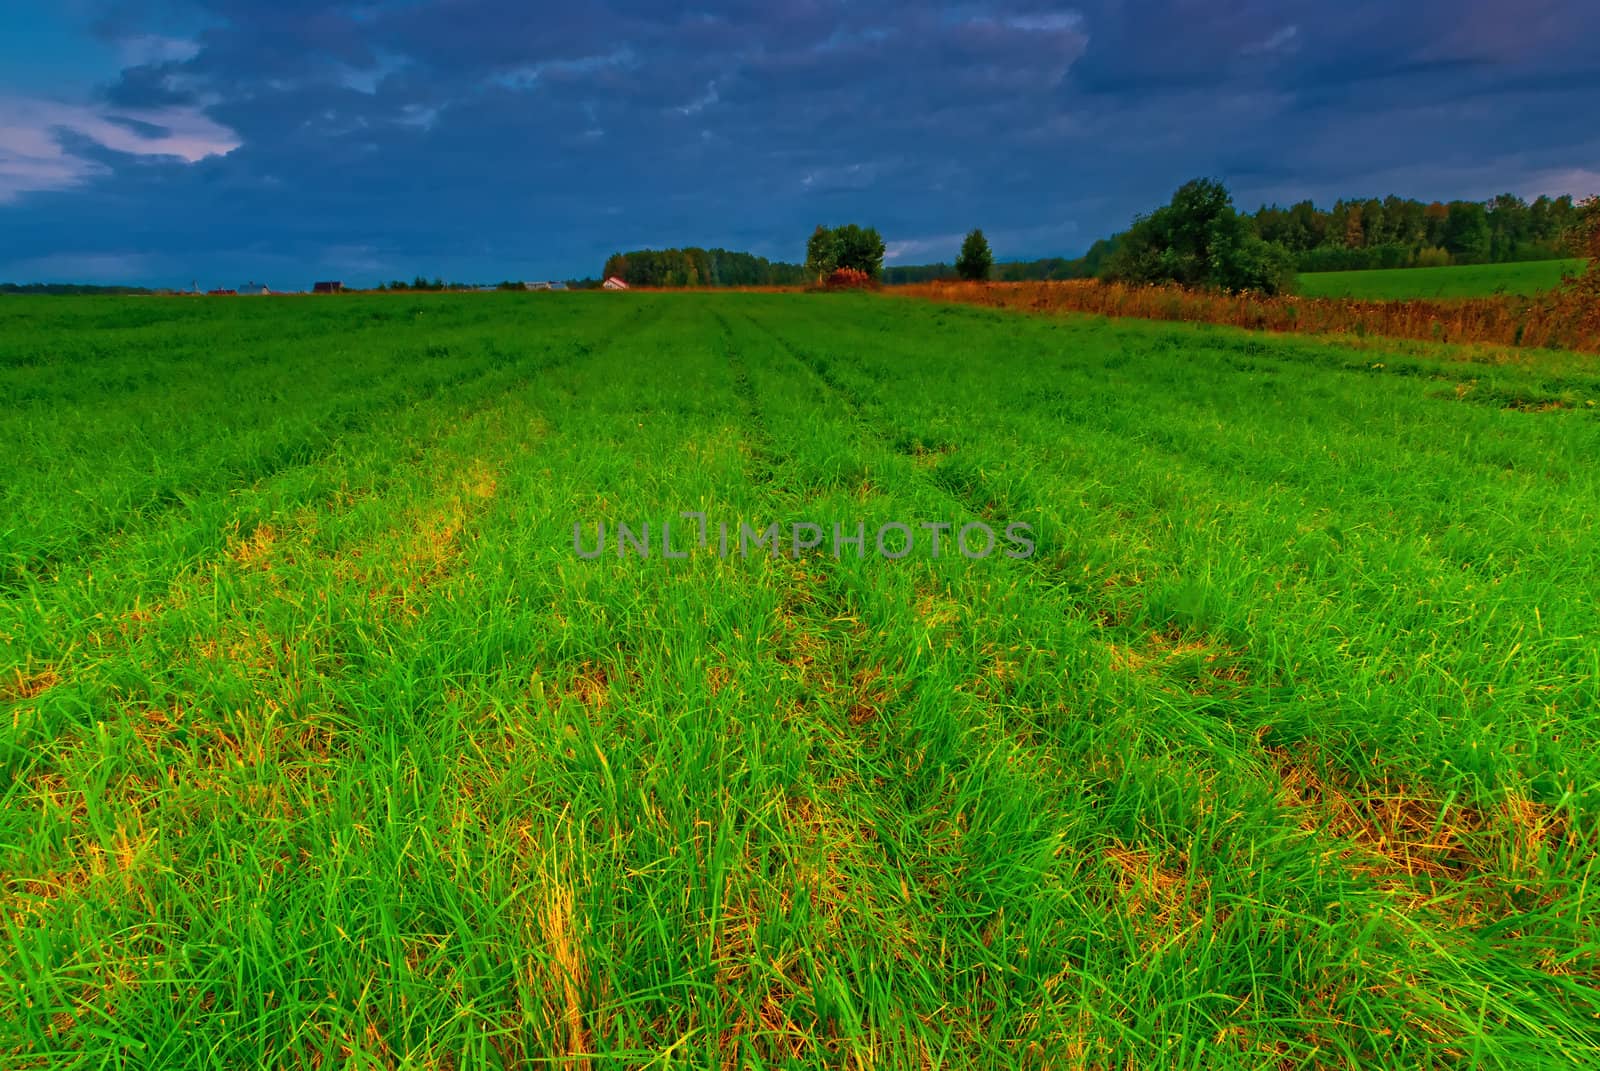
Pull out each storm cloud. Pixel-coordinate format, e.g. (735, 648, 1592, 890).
(2, 0, 1597, 286)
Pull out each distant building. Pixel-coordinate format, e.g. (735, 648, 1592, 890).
(312, 281, 343, 294)
(603, 276, 629, 290)
(239, 282, 271, 295)
(525, 280, 569, 291)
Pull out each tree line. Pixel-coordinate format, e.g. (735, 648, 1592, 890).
(0, 282, 155, 295)
(587, 185, 1591, 295)
(600, 248, 810, 288)
(1253, 193, 1580, 271)
(600, 226, 891, 289)
(373, 277, 607, 291)
(1100, 183, 1592, 293)
(888, 188, 1589, 289)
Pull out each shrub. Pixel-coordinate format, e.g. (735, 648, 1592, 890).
(821, 267, 876, 290)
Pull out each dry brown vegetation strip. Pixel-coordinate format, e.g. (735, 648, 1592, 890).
(897, 275, 1600, 355)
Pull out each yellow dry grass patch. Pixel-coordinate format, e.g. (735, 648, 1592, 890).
(564, 662, 612, 709)
(4, 806, 161, 926)
(1107, 629, 1249, 690)
(1102, 843, 1213, 947)
(360, 457, 504, 612)
(463, 457, 499, 500)
(710, 885, 813, 1067)
(704, 662, 733, 697)
(227, 523, 279, 569)
(193, 624, 290, 675)
(1108, 629, 1223, 671)
(704, 790, 899, 1068)
(511, 829, 593, 1067)
(3, 667, 60, 701)
(535, 879, 590, 1065)
(1272, 748, 1477, 887)
(1269, 747, 1591, 935)
(780, 788, 893, 942)
(912, 585, 962, 633)
(398, 508, 464, 585)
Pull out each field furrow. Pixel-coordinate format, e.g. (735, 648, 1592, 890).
(2, 292, 1596, 1069)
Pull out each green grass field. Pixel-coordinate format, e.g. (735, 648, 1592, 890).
(1297, 259, 1588, 300)
(3, 292, 1599, 1068)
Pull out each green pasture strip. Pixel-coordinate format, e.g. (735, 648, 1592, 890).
(1296, 260, 1587, 300)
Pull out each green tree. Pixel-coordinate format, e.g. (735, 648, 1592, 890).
(833, 224, 886, 278)
(805, 226, 839, 280)
(1443, 202, 1492, 263)
(955, 229, 993, 281)
(806, 224, 886, 280)
(1102, 178, 1294, 294)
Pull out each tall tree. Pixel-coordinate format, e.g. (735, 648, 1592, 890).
(832, 224, 886, 278)
(1443, 202, 1492, 263)
(955, 229, 993, 281)
(805, 226, 839, 280)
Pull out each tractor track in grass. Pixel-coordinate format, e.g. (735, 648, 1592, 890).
(718, 310, 978, 1056)
(715, 309, 1137, 1060)
(1, 306, 666, 611)
(735, 304, 1600, 1066)
(1, 304, 668, 597)
(739, 310, 1278, 718)
(570, 309, 942, 1061)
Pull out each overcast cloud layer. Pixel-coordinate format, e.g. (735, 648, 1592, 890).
(3, 0, 1598, 287)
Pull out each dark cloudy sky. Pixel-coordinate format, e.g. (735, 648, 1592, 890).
(3, 1, 1598, 287)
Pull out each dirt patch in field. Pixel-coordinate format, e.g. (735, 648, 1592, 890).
(711, 879, 816, 1066)
(705, 662, 733, 697)
(844, 666, 892, 725)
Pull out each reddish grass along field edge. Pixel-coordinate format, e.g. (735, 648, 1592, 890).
(894, 275, 1600, 354)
